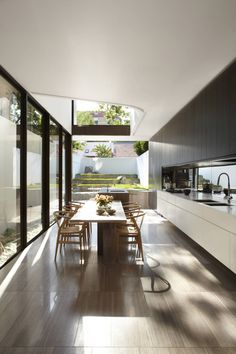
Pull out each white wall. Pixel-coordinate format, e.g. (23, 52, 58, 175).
(136, 151, 149, 188)
(72, 152, 81, 178)
(72, 156, 137, 177)
(32, 94, 72, 133)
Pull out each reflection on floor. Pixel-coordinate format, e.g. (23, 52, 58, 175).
(1, 209, 236, 354)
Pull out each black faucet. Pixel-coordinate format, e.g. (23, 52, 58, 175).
(217, 173, 233, 204)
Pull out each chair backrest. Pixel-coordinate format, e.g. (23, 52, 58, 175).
(53, 211, 69, 228)
(69, 202, 84, 209)
(124, 203, 142, 217)
(123, 202, 141, 210)
(63, 206, 77, 215)
(53, 211, 63, 227)
(130, 211, 145, 231)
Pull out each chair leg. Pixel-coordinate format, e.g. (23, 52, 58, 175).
(86, 225, 89, 248)
(136, 235, 144, 261)
(87, 222, 91, 242)
(83, 234, 86, 257)
(80, 235, 84, 262)
(60, 241, 63, 253)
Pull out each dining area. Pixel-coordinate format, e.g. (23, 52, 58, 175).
(53, 195, 145, 264)
(2, 197, 236, 353)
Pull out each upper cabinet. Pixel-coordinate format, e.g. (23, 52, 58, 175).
(151, 60, 236, 168)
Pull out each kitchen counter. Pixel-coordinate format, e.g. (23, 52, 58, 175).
(157, 190, 236, 273)
(98, 188, 129, 203)
(166, 190, 236, 217)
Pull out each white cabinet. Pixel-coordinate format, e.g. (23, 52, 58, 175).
(157, 198, 168, 217)
(198, 219, 230, 268)
(230, 234, 236, 273)
(157, 191, 236, 273)
(174, 206, 200, 242)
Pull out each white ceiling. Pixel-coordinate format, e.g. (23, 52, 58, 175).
(1, 0, 236, 140)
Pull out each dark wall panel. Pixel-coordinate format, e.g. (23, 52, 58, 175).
(149, 60, 236, 205)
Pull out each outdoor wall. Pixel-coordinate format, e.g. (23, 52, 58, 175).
(136, 151, 149, 188)
(72, 152, 81, 178)
(72, 156, 137, 177)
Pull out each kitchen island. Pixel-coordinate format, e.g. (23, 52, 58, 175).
(98, 188, 129, 204)
(157, 190, 236, 274)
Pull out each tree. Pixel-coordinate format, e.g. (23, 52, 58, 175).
(92, 144, 113, 157)
(133, 141, 149, 156)
(72, 141, 86, 151)
(76, 111, 94, 126)
(98, 104, 130, 125)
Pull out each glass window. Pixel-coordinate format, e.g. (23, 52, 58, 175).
(0, 75, 21, 266)
(27, 102, 43, 242)
(49, 120, 59, 220)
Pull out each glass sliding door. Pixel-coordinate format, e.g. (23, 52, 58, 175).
(49, 119, 59, 220)
(27, 102, 43, 241)
(0, 75, 21, 267)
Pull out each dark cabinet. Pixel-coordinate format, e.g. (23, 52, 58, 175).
(150, 60, 236, 193)
(228, 64, 236, 155)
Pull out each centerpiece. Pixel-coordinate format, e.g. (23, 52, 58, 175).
(95, 194, 115, 215)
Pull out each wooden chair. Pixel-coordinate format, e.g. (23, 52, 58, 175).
(116, 211, 145, 261)
(123, 203, 142, 218)
(63, 204, 80, 214)
(54, 211, 86, 261)
(63, 203, 91, 245)
(123, 202, 140, 209)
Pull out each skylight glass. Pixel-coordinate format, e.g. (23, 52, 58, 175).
(74, 100, 132, 127)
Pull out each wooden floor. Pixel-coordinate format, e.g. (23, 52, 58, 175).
(1, 210, 236, 354)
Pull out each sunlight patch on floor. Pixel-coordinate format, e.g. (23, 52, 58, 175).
(0, 244, 32, 299)
(143, 210, 167, 225)
(31, 227, 52, 266)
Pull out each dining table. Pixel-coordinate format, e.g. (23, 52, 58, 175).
(70, 200, 127, 255)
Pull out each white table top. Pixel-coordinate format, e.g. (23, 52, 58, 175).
(71, 200, 127, 223)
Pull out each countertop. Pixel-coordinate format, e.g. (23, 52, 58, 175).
(160, 190, 236, 217)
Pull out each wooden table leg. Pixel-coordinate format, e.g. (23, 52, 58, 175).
(97, 223, 118, 260)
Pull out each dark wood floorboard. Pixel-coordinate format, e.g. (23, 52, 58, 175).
(1, 210, 236, 353)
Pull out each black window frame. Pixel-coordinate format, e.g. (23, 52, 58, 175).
(0, 65, 72, 268)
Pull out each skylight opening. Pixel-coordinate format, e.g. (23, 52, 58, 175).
(74, 100, 133, 127)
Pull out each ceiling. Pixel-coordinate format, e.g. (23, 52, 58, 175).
(0, 0, 236, 140)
